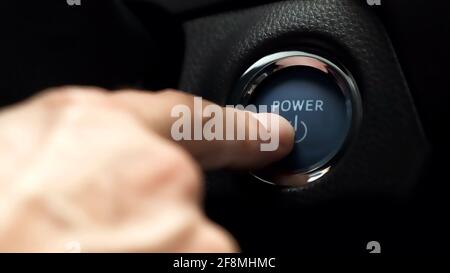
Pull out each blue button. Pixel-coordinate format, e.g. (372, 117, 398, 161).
(250, 66, 353, 173)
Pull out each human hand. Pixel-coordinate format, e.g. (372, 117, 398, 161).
(0, 87, 294, 252)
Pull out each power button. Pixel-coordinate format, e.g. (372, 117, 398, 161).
(237, 51, 362, 186)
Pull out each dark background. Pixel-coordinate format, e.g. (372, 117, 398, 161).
(0, 0, 449, 255)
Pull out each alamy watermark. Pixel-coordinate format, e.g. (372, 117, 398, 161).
(367, 0, 381, 6)
(170, 97, 281, 152)
(67, 0, 81, 6)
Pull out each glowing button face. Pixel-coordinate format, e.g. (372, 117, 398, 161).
(250, 66, 353, 173)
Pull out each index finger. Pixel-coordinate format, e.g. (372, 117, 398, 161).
(112, 89, 295, 170)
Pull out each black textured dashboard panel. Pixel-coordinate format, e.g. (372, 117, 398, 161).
(179, 0, 429, 252)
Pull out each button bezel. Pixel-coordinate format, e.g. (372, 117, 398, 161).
(236, 51, 363, 187)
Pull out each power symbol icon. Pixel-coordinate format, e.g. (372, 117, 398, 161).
(291, 115, 308, 144)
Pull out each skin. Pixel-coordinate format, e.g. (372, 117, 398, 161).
(0, 87, 294, 253)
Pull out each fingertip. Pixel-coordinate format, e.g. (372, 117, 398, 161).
(275, 114, 296, 157)
(253, 112, 295, 157)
